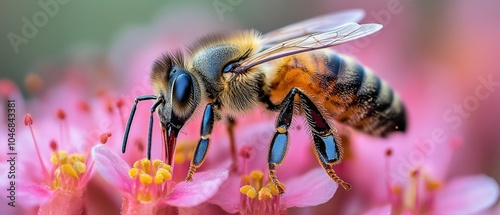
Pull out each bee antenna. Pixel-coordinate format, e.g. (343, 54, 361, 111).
(146, 98, 164, 160)
(122, 95, 158, 154)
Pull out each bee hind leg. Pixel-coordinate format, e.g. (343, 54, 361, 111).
(186, 103, 215, 181)
(267, 88, 300, 194)
(297, 91, 351, 191)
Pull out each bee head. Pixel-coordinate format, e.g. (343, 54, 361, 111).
(151, 52, 201, 132)
(189, 31, 263, 112)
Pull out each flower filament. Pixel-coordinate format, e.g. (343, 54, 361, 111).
(128, 158, 173, 203)
(239, 170, 286, 215)
(49, 150, 87, 191)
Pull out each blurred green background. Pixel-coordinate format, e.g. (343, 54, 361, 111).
(1, 0, 443, 95)
(0, 0, 364, 91)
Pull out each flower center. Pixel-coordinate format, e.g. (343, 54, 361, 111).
(49, 150, 87, 191)
(239, 170, 286, 215)
(128, 158, 173, 203)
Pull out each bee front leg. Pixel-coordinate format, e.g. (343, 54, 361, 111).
(186, 103, 215, 181)
(268, 88, 300, 194)
(297, 92, 352, 191)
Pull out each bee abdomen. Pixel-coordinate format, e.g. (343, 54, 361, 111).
(325, 53, 406, 136)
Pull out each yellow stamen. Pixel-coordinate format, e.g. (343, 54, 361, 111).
(73, 161, 86, 174)
(250, 170, 264, 181)
(267, 181, 286, 195)
(139, 173, 153, 185)
(50, 150, 68, 164)
(239, 169, 287, 214)
(240, 170, 286, 202)
(153, 159, 162, 169)
(46, 150, 88, 191)
(240, 185, 257, 199)
(258, 187, 273, 201)
(158, 168, 172, 180)
(61, 164, 78, 179)
(128, 158, 173, 203)
(141, 159, 151, 172)
(128, 168, 140, 179)
(70, 154, 85, 163)
(133, 160, 141, 168)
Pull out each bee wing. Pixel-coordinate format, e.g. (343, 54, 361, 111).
(261, 9, 365, 48)
(235, 22, 382, 73)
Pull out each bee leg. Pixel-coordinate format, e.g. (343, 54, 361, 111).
(122, 95, 157, 154)
(186, 103, 215, 181)
(225, 116, 239, 172)
(297, 92, 352, 191)
(268, 88, 299, 194)
(146, 98, 164, 160)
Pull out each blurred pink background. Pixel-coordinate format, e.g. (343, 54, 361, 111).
(1, 0, 500, 214)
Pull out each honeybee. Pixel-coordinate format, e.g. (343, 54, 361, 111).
(122, 9, 406, 192)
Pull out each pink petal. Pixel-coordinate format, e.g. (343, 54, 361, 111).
(433, 174, 499, 214)
(207, 175, 242, 213)
(362, 204, 392, 215)
(91, 144, 132, 192)
(164, 169, 228, 207)
(282, 168, 338, 208)
(17, 182, 53, 205)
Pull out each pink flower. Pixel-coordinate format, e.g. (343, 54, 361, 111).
(91, 143, 228, 214)
(208, 119, 338, 215)
(16, 113, 95, 215)
(371, 138, 499, 215)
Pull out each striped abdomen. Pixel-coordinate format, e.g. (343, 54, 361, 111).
(266, 50, 406, 137)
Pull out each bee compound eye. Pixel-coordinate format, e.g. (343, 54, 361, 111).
(173, 74, 193, 105)
(223, 63, 235, 73)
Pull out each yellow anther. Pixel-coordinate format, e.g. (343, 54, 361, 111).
(153, 159, 162, 169)
(139, 173, 153, 185)
(174, 153, 186, 164)
(268, 183, 279, 195)
(133, 160, 141, 169)
(141, 159, 151, 170)
(159, 163, 172, 172)
(267, 181, 286, 195)
(128, 168, 140, 179)
(250, 170, 264, 181)
(70, 154, 86, 163)
(50, 154, 58, 164)
(154, 174, 164, 184)
(258, 187, 273, 201)
(73, 161, 86, 174)
(50, 151, 68, 164)
(158, 168, 172, 181)
(61, 164, 78, 179)
(240, 185, 257, 199)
